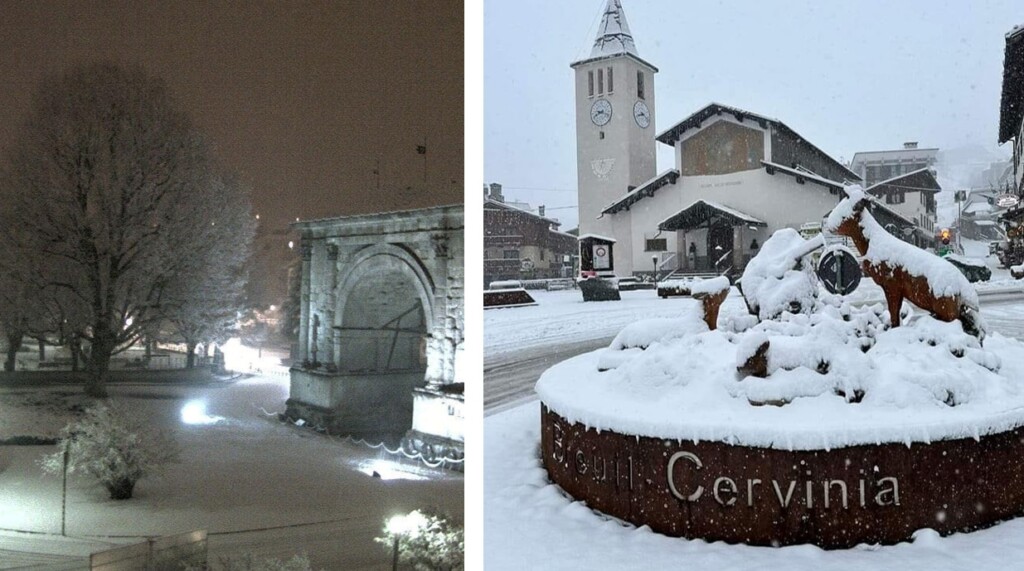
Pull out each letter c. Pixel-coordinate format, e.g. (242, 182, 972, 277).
(667, 451, 703, 502)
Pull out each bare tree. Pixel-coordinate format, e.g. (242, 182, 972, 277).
(1, 63, 253, 396)
(160, 175, 255, 367)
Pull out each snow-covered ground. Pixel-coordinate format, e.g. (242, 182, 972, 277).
(0, 375, 462, 569)
(485, 402, 1024, 571)
(486, 266, 1024, 568)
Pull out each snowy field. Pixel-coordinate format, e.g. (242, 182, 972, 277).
(0, 374, 462, 569)
(485, 402, 1024, 571)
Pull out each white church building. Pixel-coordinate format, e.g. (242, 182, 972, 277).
(573, 1, 863, 277)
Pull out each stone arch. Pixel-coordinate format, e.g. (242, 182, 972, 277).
(332, 243, 435, 374)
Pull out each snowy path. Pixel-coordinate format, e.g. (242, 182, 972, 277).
(0, 374, 462, 569)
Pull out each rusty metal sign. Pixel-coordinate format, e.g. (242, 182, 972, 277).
(541, 404, 1024, 548)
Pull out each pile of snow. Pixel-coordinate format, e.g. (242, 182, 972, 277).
(738, 228, 820, 320)
(536, 290, 1024, 450)
(690, 276, 730, 296)
(825, 186, 977, 306)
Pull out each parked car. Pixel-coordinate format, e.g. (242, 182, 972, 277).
(945, 255, 992, 283)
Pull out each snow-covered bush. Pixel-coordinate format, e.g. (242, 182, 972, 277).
(184, 553, 317, 571)
(376, 509, 464, 571)
(738, 229, 819, 320)
(41, 401, 180, 500)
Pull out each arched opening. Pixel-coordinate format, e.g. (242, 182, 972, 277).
(333, 249, 433, 377)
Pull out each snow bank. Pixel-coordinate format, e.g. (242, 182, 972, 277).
(690, 276, 730, 296)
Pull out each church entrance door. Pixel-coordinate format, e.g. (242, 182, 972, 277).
(707, 223, 734, 274)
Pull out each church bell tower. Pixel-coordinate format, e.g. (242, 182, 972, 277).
(572, 0, 657, 275)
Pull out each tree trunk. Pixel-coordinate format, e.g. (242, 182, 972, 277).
(86, 326, 116, 398)
(4, 331, 22, 372)
(70, 337, 81, 372)
(145, 338, 152, 361)
(106, 477, 135, 500)
(186, 341, 197, 369)
(37, 338, 45, 361)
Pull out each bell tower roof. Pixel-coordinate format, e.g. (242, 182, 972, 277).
(571, 0, 657, 71)
(591, 0, 638, 58)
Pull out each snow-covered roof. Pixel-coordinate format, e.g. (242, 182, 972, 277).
(863, 167, 941, 195)
(849, 147, 939, 167)
(762, 160, 846, 192)
(600, 169, 680, 215)
(578, 233, 616, 243)
(590, 0, 637, 59)
(570, 0, 658, 71)
(656, 103, 860, 182)
(658, 200, 766, 232)
(485, 197, 561, 227)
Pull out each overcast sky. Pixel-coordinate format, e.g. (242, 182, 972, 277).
(484, 0, 1022, 230)
(0, 1, 463, 229)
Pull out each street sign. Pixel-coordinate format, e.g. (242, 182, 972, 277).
(996, 193, 1020, 209)
(817, 246, 861, 295)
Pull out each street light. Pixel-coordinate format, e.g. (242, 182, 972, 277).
(386, 511, 428, 571)
(651, 254, 658, 281)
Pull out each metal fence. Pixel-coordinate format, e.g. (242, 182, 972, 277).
(89, 530, 207, 571)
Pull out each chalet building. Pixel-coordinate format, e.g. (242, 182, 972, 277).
(960, 189, 1006, 241)
(573, 2, 869, 277)
(999, 23, 1024, 195)
(849, 143, 938, 188)
(862, 168, 940, 247)
(484, 183, 576, 286)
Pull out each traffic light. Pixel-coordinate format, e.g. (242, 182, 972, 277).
(940, 228, 951, 245)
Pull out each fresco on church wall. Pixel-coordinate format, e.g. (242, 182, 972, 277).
(680, 120, 764, 176)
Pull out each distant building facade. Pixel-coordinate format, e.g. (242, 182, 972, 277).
(999, 23, 1024, 195)
(850, 143, 939, 189)
(483, 183, 576, 287)
(862, 168, 940, 247)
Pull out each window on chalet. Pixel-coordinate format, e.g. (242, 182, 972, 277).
(540, 249, 546, 261)
(637, 70, 645, 100)
(503, 249, 519, 259)
(645, 238, 667, 251)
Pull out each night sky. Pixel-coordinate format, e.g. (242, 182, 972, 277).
(0, 1, 464, 229)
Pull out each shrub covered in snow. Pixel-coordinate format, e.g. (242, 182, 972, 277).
(41, 401, 180, 500)
(376, 509, 464, 571)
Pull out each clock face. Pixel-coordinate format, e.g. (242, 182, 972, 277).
(590, 99, 612, 126)
(633, 100, 651, 128)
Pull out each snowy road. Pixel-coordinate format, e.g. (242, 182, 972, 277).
(0, 374, 462, 569)
(484, 288, 1024, 414)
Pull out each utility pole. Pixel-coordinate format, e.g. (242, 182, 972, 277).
(61, 441, 68, 536)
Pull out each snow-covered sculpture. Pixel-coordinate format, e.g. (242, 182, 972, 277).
(690, 276, 730, 330)
(825, 185, 984, 340)
(737, 228, 821, 320)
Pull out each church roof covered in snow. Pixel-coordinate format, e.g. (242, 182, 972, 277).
(657, 199, 766, 232)
(570, 0, 658, 71)
(601, 169, 680, 215)
(999, 23, 1024, 143)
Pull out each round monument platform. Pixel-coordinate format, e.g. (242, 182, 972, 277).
(536, 317, 1024, 549)
(541, 404, 1024, 548)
